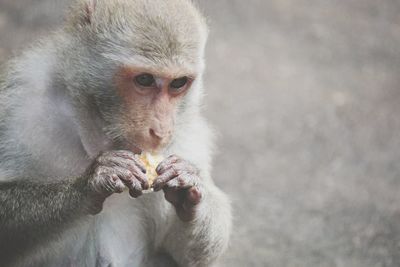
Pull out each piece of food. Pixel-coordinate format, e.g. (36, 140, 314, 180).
(139, 152, 164, 187)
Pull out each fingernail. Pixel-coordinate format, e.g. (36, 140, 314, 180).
(143, 182, 149, 190)
(129, 189, 142, 198)
(153, 183, 160, 192)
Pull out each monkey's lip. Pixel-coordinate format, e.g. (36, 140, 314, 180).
(129, 144, 143, 155)
(122, 139, 166, 155)
(118, 140, 143, 154)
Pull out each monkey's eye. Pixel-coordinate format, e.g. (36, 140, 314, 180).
(170, 77, 188, 90)
(135, 73, 155, 87)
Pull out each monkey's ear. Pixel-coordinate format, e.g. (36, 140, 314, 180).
(67, 0, 98, 28)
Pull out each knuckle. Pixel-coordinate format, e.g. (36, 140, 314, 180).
(124, 159, 137, 169)
(110, 174, 119, 181)
(168, 154, 180, 162)
(159, 175, 169, 184)
(126, 158, 140, 168)
(129, 167, 138, 176)
(120, 169, 132, 180)
(177, 176, 187, 186)
(123, 150, 135, 156)
(166, 179, 178, 188)
(120, 150, 135, 159)
(125, 158, 136, 168)
(156, 175, 165, 183)
(124, 168, 133, 176)
(170, 165, 179, 175)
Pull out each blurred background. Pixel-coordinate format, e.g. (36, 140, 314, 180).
(1, 0, 400, 266)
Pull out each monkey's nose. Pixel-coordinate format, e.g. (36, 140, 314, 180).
(149, 128, 165, 140)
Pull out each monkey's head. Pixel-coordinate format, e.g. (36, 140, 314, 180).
(62, 0, 208, 155)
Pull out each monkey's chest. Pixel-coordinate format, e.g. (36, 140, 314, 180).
(82, 193, 169, 266)
(40, 192, 169, 267)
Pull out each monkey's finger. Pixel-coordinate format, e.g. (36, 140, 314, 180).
(164, 173, 198, 190)
(110, 166, 141, 194)
(184, 186, 202, 207)
(156, 155, 181, 174)
(173, 187, 201, 222)
(163, 187, 179, 206)
(97, 156, 148, 189)
(110, 174, 126, 193)
(128, 180, 143, 198)
(92, 166, 126, 194)
(102, 175, 125, 194)
(116, 155, 147, 174)
(101, 150, 147, 173)
(179, 188, 201, 222)
(155, 162, 184, 178)
(132, 170, 149, 190)
(152, 169, 179, 191)
(157, 159, 198, 177)
(129, 189, 143, 199)
(98, 154, 147, 174)
(111, 157, 149, 189)
(118, 161, 149, 190)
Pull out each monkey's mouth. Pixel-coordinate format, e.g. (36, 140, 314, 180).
(128, 144, 143, 155)
(114, 139, 143, 155)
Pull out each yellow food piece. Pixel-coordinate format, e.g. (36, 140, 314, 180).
(139, 152, 164, 187)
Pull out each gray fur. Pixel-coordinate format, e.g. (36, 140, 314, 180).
(0, 0, 231, 266)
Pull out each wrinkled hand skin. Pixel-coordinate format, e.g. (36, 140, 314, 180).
(153, 155, 202, 222)
(84, 150, 148, 215)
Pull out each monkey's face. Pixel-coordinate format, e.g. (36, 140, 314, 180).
(65, 0, 208, 154)
(113, 66, 195, 153)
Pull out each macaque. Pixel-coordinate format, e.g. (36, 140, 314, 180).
(0, 0, 232, 266)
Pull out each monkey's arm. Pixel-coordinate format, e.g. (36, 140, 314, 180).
(153, 155, 232, 266)
(0, 150, 147, 263)
(0, 177, 94, 263)
(161, 182, 232, 267)
(0, 178, 93, 240)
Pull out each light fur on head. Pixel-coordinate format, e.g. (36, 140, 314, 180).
(66, 0, 208, 68)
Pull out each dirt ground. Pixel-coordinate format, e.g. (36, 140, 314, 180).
(1, 1, 400, 266)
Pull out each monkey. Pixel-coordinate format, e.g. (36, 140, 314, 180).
(0, 0, 232, 266)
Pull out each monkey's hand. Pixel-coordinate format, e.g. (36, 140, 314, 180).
(152, 155, 202, 222)
(85, 150, 149, 214)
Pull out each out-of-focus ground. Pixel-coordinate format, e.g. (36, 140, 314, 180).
(1, 1, 400, 266)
